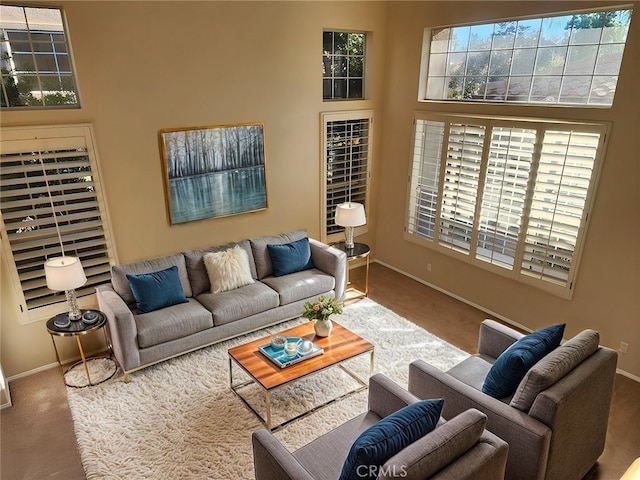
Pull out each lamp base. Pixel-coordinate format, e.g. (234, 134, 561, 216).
(344, 227, 355, 249)
(66, 289, 82, 321)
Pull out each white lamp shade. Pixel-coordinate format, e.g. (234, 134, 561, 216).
(335, 202, 367, 227)
(44, 256, 87, 291)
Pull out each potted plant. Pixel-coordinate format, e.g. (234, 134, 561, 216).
(302, 295, 343, 337)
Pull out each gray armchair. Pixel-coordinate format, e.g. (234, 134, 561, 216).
(252, 373, 508, 480)
(408, 320, 618, 480)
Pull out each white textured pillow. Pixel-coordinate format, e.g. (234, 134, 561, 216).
(203, 246, 254, 293)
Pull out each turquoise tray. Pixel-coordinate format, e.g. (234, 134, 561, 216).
(258, 336, 323, 368)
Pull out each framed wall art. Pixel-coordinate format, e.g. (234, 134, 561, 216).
(159, 123, 268, 224)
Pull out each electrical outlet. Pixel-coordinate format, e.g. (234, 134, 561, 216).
(427, 263, 432, 272)
(619, 342, 629, 354)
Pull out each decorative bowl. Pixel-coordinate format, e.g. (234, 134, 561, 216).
(298, 340, 314, 355)
(271, 335, 286, 350)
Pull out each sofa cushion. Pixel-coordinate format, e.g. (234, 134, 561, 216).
(203, 246, 255, 293)
(196, 282, 280, 326)
(250, 230, 308, 280)
(261, 269, 335, 305)
(482, 323, 565, 399)
(126, 266, 188, 314)
(183, 240, 257, 297)
(384, 408, 487, 479)
(339, 399, 444, 480)
(135, 299, 213, 348)
(510, 329, 600, 412)
(266, 237, 314, 277)
(112, 253, 192, 305)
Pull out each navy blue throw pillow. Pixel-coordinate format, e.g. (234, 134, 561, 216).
(339, 399, 444, 480)
(482, 323, 566, 399)
(266, 237, 314, 277)
(126, 266, 188, 314)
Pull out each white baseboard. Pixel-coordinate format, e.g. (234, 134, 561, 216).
(373, 259, 639, 383)
(6, 362, 59, 383)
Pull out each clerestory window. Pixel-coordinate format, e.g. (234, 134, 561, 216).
(1, 5, 80, 109)
(406, 112, 609, 299)
(323, 31, 365, 100)
(419, 7, 633, 106)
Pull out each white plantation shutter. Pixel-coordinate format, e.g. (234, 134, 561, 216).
(476, 127, 536, 268)
(322, 111, 372, 239)
(406, 112, 607, 298)
(520, 129, 601, 287)
(407, 119, 444, 239)
(439, 123, 485, 253)
(0, 124, 114, 320)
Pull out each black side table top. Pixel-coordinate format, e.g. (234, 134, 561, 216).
(46, 310, 106, 337)
(332, 242, 370, 259)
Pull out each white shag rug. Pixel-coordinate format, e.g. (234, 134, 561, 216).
(66, 298, 469, 480)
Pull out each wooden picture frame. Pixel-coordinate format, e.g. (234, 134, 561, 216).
(159, 123, 267, 224)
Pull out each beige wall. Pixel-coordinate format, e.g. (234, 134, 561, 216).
(1, 1, 638, 380)
(377, 1, 639, 377)
(0, 1, 387, 377)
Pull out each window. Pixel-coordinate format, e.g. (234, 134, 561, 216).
(420, 7, 633, 106)
(1, 5, 79, 109)
(1, 124, 114, 323)
(323, 31, 365, 100)
(406, 112, 608, 298)
(322, 111, 372, 240)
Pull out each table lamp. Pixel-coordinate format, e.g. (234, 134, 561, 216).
(335, 202, 366, 249)
(44, 256, 87, 320)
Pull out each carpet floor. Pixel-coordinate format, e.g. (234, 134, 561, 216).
(66, 298, 469, 479)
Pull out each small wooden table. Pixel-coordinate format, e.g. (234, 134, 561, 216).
(228, 321, 374, 431)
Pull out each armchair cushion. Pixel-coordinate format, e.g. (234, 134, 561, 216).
(510, 329, 599, 412)
(482, 323, 565, 399)
(339, 399, 444, 480)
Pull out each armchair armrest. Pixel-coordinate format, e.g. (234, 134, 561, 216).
(96, 284, 140, 373)
(408, 359, 550, 480)
(252, 429, 314, 480)
(309, 238, 347, 302)
(368, 373, 420, 419)
(478, 319, 524, 359)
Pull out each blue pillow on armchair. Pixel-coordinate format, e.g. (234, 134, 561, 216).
(126, 266, 188, 314)
(482, 323, 566, 399)
(339, 399, 444, 480)
(266, 237, 314, 277)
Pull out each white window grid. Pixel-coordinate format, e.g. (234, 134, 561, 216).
(420, 7, 633, 107)
(323, 31, 365, 100)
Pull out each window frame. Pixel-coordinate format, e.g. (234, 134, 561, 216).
(321, 110, 373, 243)
(417, 5, 633, 107)
(405, 111, 609, 299)
(1, 4, 81, 110)
(0, 124, 115, 324)
(323, 30, 366, 101)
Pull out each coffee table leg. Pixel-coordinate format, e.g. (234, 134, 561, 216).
(265, 391, 272, 430)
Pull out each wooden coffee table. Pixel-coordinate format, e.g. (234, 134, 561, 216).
(228, 321, 374, 431)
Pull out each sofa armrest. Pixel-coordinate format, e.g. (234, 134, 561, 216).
(252, 429, 314, 480)
(309, 238, 347, 302)
(368, 373, 419, 418)
(408, 359, 550, 480)
(96, 284, 140, 372)
(478, 319, 524, 359)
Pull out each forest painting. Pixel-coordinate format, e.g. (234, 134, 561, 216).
(160, 123, 267, 224)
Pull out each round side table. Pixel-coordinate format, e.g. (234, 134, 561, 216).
(332, 242, 370, 298)
(46, 310, 117, 387)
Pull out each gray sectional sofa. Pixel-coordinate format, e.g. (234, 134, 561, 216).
(96, 230, 346, 380)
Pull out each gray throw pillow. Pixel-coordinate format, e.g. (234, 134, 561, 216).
(510, 329, 600, 412)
